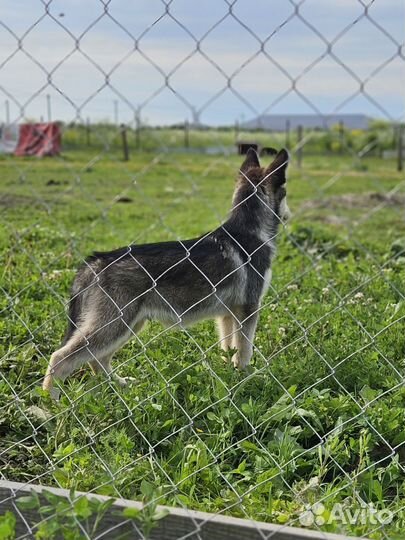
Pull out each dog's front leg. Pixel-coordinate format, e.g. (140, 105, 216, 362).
(231, 306, 259, 369)
(216, 315, 235, 353)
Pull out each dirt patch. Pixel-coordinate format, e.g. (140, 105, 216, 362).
(0, 192, 65, 209)
(317, 215, 350, 225)
(301, 192, 405, 211)
(0, 194, 38, 208)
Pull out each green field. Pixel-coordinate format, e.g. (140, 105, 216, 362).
(1, 146, 405, 538)
(62, 120, 397, 156)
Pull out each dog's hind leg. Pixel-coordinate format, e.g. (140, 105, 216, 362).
(88, 318, 146, 386)
(89, 356, 127, 386)
(43, 332, 95, 394)
(90, 355, 131, 387)
(42, 316, 137, 393)
(50, 316, 147, 391)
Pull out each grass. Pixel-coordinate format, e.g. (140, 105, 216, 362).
(1, 144, 405, 539)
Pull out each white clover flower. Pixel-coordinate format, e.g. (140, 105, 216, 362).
(287, 284, 298, 291)
(308, 476, 320, 488)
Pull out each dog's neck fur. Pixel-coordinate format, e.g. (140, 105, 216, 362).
(225, 170, 280, 250)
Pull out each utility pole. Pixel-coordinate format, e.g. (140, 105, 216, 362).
(184, 119, 189, 148)
(46, 94, 51, 122)
(5, 100, 10, 124)
(114, 100, 119, 126)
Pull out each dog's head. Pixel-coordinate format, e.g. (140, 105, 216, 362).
(237, 147, 291, 223)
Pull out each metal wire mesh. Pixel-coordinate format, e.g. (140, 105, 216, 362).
(0, 1, 404, 539)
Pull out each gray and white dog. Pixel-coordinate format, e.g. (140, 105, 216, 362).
(43, 148, 290, 393)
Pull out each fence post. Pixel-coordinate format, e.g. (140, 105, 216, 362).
(184, 119, 189, 149)
(296, 124, 303, 168)
(339, 120, 344, 154)
(235, 119, 240, 142)
(397, 124, 403, 172)
(86, 117, 90, 146)
(285, 119, 290, 149)
(392, 122, 397, 149)
(121, 123, 129, 161)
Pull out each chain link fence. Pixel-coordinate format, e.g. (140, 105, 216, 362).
(1, 1, 405, 539)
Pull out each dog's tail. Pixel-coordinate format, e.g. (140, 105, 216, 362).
(61, 292, 82, 345)
(61, 263, 96, 345)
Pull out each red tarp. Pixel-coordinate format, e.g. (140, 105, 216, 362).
(14, 123, 61, 157)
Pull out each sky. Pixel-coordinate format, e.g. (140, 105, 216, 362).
(0, 0, 404, 126)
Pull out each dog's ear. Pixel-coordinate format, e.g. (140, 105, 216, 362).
(265, 148, 289, 187)
(240, 148, 260, 175)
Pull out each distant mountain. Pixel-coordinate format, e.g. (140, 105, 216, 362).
(242, 114, 371, 131)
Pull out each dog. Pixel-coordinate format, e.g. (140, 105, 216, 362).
(43, 148, 290, 393)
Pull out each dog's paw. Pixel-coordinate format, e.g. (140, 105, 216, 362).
(232, 354, 250, 370)
(221, 347, 237, 364)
